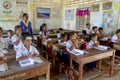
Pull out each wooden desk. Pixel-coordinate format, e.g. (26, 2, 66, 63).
(70, 49, 115, 80)
(0, 57, 50, 80)
(0, 49, 15, 64)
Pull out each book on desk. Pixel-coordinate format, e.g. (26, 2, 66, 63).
(19, 57, 43, 67)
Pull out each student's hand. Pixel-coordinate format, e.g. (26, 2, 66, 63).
(70, 46, 74, 50)
(95, 42, 99, 47)
(15, 39, 20, 45)
(28, 52, 33, 58)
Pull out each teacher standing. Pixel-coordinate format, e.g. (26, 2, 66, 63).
(20, 13, 33, 35)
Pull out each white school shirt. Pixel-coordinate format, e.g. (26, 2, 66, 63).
(84, 27, 92, 34)
(65, 40, 75, 51)
(111, 34, 118, 43)
(16, 43, 39, 59)
(11, 34, 22, 51)
(39, 31, 49, 38)
(57, 33, 61, 39)
(0, 37, 7, 48)
(6, 37, 13, 45)
(88, 40, 98, 48)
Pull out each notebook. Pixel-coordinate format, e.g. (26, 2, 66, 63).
(95, 45, 108, 50)
(70, 49, 88, 55)
(0, 63, 8, 71)
(19, 57, 43, 67)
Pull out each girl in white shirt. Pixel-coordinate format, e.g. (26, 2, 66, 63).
(88, 34, 99, 49)
(86, 34, 99, 72)
(66, 31, 79, 51)
(16, 32, 39, 61)
(39, 23, 49, 39)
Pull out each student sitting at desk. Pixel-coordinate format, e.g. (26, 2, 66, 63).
(83, 23, 92, 36)
(57, 28, 64, 39)
(66, 31, 79, 51)
(98, 27, 105, 40)
(58, 34, 68, 45)
(6, 30, 13, 46)
(16, 32, 39, 61)
(12, 25, 22, 51)
(109, 29, 120, 56)
(92, 26, 99, 36)
(39, 23, 49, 39)
(86, 34, 99, 72)
(0, 27, 7, 49)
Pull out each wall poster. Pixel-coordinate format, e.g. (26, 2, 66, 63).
(102, 11, 113, 28)
(65, 9, 74, 21)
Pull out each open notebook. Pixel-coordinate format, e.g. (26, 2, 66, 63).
(95, 45, 109, 50)
(69, 49, 88, 56)
(19, 57, 43, 67)
(0, 63, 8, 71)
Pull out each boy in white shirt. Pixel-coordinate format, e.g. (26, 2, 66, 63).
(6, 30, 13, 46)
(16, 32, 39, 61)
(92, 26, 99, 36)
(84, 23, 92, 35)
(57, 28, 64, 39)
(12, 25, 22, 51)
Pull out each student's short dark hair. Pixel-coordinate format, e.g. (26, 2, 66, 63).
(98, 27, 103, 31)
(15, 25, 21, 32)
(7, 30, 13, 33)
(116, 29, 120, 34)
(82, 30, 87, 35)
(86, 23, 90, 26)
(23, 13, 28, 17)
(89, 33, 96, 40)
(59, 28, 63, 31)
(68, 31, 76, 37)
(21, 32, 32, 41)
(0, 27, 3, 32)
(92, 26, 98, 30)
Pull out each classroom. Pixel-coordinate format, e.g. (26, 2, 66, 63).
(0, 0, 120, 80)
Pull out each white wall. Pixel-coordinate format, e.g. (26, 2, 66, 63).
(62, 0, 120, 35)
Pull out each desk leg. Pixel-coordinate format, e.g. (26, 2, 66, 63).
(78, 63, 83, 80)
(70, 55, 72, 68)
(46, 64, 50, 80)
(98, 60, 102, 72)
(109, 53, 115, 77)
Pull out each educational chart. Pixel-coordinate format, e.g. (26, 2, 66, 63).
(102, 12, 113, 28)
(65, 9, 74, 21)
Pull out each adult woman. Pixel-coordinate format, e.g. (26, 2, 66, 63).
(20, 13, 33, 35)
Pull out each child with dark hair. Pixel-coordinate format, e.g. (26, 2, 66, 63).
(84, 23, 92, 35)
(39, 23, 49, 39)
(86, 34, 99, 72)
(98, 27, 104, 39)
(57, 28, 64, 39)
(66, 31, 79, 51)
(58, 34, 68, 45)
(16, 32, 39, 61)
(6, 30, 13, 45)
(12, 25, 22, 51)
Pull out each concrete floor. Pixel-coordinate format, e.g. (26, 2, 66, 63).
(39, 58, 120, 80)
